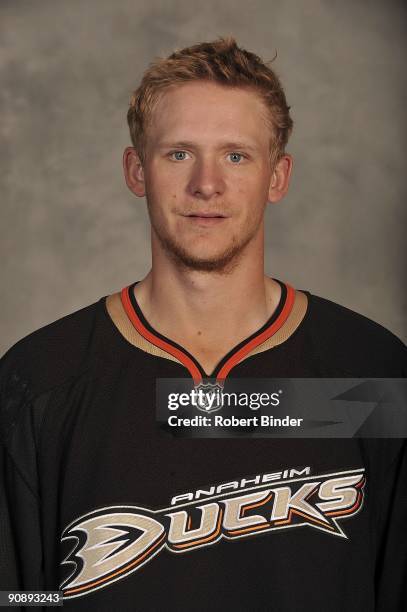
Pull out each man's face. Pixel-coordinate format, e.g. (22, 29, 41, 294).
(135, 81, 282, 272)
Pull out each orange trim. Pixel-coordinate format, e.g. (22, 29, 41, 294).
(120, 286, 203, 384)
(325, 477, 365, 517)
(227, 523, 269, 536)
(274, 508, 333, 530)
(216, 284, 296, 382)
(241, 492, 273, 516)
(120, 283, 296, 384)
(326, 495, 362, 517)
(172, 507, 223, 549)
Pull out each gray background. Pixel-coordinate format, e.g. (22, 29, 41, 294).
(1, 0, 406, 354)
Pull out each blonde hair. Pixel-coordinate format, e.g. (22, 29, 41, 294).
(127, 36, 293, 164)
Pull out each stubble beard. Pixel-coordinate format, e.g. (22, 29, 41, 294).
(149, 213, 261, 274)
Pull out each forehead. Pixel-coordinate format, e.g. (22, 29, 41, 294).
(147, 81, 272, 149)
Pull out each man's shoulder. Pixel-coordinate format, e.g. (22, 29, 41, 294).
(0, 298, 105, 399)
(303, 290, 406, 375)
(307, 291, 404, 341)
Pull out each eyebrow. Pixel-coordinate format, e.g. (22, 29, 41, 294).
(158, 140, 259, 151)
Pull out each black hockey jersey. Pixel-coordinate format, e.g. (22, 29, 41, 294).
(0, 280, 406, 611)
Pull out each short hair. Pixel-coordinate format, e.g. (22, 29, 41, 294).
(127, 36, 293, 165)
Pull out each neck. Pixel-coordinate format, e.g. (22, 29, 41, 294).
(133, 233, 281, 374)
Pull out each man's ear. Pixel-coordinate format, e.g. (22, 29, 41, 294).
(268, 154, 293, 203)
(123, 147, 146, 197)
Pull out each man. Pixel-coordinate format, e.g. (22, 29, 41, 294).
(0, 37, 406, 611)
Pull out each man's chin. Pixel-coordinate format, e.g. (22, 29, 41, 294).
(177, 256, 237, 273)
(153, 223, 259, 274)
(164, 242, 246, 274)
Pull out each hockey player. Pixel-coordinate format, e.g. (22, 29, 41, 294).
(0, 37, 406, 611)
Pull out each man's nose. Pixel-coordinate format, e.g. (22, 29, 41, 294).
(187, 157, 225, 200)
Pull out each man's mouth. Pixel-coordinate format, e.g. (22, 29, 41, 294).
(183, 212, 227, 225)
(186, 212, 226, 218)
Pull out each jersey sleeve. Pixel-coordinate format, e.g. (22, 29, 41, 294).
(375, 441, 407, 610)
(0, 443, 19, 589)
(0, 363, 44, 593)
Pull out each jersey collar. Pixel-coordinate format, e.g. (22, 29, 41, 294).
(120, 280, 296, 385)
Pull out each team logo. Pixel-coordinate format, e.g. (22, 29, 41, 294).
(60, 467, 365, 599)
(194, 381, 223, 413)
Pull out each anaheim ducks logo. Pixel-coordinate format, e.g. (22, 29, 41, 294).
(60, 467, 365, 599)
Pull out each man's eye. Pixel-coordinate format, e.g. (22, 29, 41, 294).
(228, 152, 244, 163)
(170, 151, 189, 161)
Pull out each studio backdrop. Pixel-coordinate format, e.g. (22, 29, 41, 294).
(1, 0, 406, 354)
